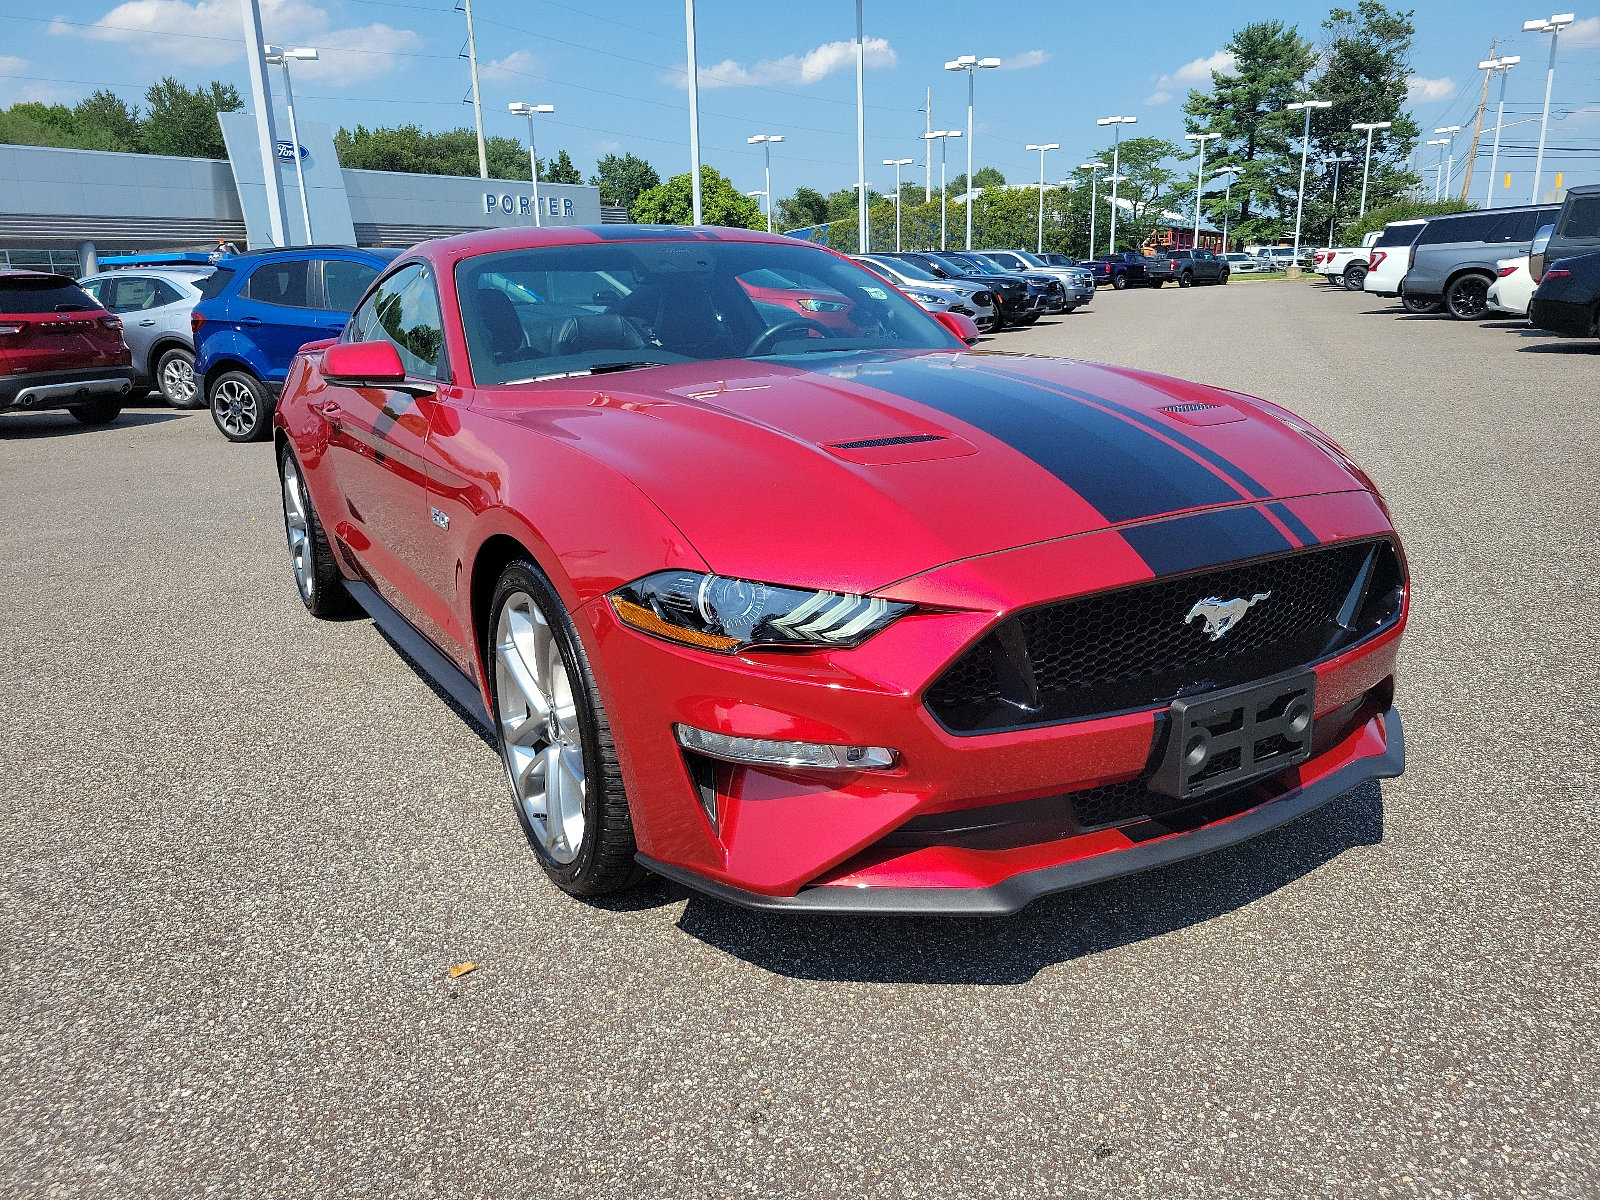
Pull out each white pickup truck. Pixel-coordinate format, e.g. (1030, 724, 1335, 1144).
(1311, 231, 1382, 290)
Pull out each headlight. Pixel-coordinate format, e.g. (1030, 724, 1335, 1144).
(905, 289, 945, 305)
(610, 571, 913, 653)
(796, 298, 849, 312)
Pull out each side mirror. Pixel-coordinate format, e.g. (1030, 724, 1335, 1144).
(1530, 223, 1555, 283)
(935, 311, 980, 345)
(321, 339, 434, 396)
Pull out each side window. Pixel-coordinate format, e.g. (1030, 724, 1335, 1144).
(244, 261, 312, 308)
(1557, 196, 1600, 239)
(320, 259, 381, 312)
(349, 263, 446, 379)
(151, 279, 184, 307)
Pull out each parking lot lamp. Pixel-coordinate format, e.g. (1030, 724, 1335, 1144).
(1323, 153, 1353, 247)
(263, 46, 318, 246)
(1433, 126, 1462, 200)
(924, 130, 961, 250)
(1184, 131, 1219, 247)
(1079, 162, 1106, 260)
(1350, 121, 1391, 218)
(1096, 116, 1137, 253)
(684, 0, 703, 224)
(883, 157, 914, 250)
(748, 135, 785, 233)
(945, 55, 1001, 250)
(1285, 99, 1332, 268)
(1025, 143, 1059, 253)
(508, 103, 556, 227)
(1524, 14, 1575, 203)
(1477, 59, 1519, 208)
(1426, 138, 1450, 199)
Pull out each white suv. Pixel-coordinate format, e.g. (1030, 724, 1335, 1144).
(1362, 219, 1428, 299)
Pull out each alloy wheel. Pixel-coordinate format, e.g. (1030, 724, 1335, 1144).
(494, 592, 586, 866)
(213, 378, 257, 438)
(1447, 276, 1490, 319)
(161, 355, 198, 406)
(280, 454, 314, 603)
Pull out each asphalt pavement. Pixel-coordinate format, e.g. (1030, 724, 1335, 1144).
(3, 279, 1597, 1199)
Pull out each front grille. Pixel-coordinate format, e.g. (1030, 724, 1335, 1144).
(925, 539, 1403, 734)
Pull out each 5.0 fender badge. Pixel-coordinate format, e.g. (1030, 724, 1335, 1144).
(430, 507, 450, 530)
(1185, 592, 1271, 641)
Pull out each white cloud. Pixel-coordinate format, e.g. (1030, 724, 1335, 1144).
(51, 0, 419, 82)
(594, 140, 621, 154)
(669, 37, 896, 89)
(485, 49, 538, 79)
(1564, 16, 1600, 47)
(0, 55, 27, 74)
(1146, 49, 1235, 104)
(1407, 75, 1457, 103)
(999, 50, 1051, 70)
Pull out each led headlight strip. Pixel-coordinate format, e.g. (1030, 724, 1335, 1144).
(610, 571, 912, 653)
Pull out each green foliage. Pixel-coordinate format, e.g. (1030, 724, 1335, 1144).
(543, 149, 583, 185)
(74, 90, 142, 151)
(334, 124, 535, 180)
(631, 165, 763, 228)
(589, 152, 660, 213)
(776, 186, 829, 230)
(1344, 197, 1469, 241)
(140, 77, 241, 159)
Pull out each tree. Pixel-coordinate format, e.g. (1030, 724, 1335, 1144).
(140, 77, 241, 159)
(543, 149, 583, 185)
(1182, 20, 1316, 245)
(75, 90, 141, 151)
(1085, 136, 1179, 249)
(334, 124, 548, 181)
(1344, 196, 1467, 241)
(775, 186, 829, 230)
(631, 164, 762, 228)
(590, 152, 660, 213)
(946, 166, 1007, 197)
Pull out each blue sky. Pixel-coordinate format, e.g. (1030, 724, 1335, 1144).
(6, 1, 1600, 202)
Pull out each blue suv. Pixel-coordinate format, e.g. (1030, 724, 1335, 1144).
(193, 246, 402, 441)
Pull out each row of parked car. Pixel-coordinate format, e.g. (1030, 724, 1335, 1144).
(1309, 185, 1600, 340)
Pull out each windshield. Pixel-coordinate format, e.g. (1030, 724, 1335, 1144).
(455, 240, 952, 385)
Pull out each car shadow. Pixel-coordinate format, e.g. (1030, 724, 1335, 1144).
(372, 624, 499, 751)
(1517, 339, 1600, 353)
(0, 410, 184, 438)
(670, 781, 1386, 985)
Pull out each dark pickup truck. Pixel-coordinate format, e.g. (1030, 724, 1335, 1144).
(1162, 248, 1230, 286)
(1082, 252, 1169, 290)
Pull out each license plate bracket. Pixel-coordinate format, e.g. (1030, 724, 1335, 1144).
(1148, 669, 1317, 801)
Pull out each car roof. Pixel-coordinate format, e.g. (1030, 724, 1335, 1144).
(418, 224, 803, 261)
(81, 268, 211, 285)
(216, 245, 404, 266)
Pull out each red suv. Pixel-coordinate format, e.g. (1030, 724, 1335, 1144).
(0, 270, 134, 426)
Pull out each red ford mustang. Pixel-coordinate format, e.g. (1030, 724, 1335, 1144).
(274, 225, 1406, 915)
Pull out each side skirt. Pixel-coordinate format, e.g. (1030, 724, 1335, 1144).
(345, 579, 492, 733)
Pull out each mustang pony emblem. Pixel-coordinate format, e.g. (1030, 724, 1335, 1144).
(1185, 592, 1272, 641)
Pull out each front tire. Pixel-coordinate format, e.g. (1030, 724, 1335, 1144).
(1401, 293, 1443, 315)
(69, 400, 121, 425)
(1218, 269, 1230, 285)
(1444, 273, 1493, 320)
(210, 369, 273, 442)
(488, 560, 642, 897)
(278, 445, 357, 619)
(156, 348, 202, 409)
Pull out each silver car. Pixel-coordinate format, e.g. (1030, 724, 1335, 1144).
(78, 266, 213, 408)
(851, 254, 999, 332)
(982, 250, 1096, 310)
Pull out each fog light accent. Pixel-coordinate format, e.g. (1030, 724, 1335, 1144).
(673, 725, 896, 771)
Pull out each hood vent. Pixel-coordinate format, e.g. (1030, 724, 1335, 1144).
(831, 433, 947, 450)
(1159, 402, 1222, 414)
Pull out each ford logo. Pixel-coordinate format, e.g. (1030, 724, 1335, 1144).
(274, 141, 309, 162)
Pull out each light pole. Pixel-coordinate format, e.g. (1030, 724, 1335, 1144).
(1096, 116, 1137, 253)
(1323, 153, 1353, 247)
(1079, 162, 1106, 260)
(1184, 131, 1219, 248)
(1285, 99, 1331, 269)
(923, 129, 962, 250)
(1477, 57, 1520, 208)
(1025, 143, 1059, 254)
(1524, 13, 1575, 203)
(1350, 120, 1391, 218)
(684, 0, 703, 224)
(747, 135, 784, 233)
(1433, 126, 1462, 200)
(263, 45, 317, 246)
(1218, 174, 1235, 252)
(854, 0, 867, 253)
(945, 55, 1001, 250)
(509, 103, 556, 227)
(883, 157, 913, 251)
(1426, 138, 1450, 199)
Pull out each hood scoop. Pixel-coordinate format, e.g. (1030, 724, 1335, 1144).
(1157, 400, 1247, 427)
(823, 432, 978, 465)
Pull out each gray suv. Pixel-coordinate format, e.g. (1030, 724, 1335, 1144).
(78, 265, 213, 407)
(1399, 203, 1559, 319)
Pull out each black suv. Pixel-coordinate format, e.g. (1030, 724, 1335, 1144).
(1163, 248, 1230, 286)
(1529, 185, 1600, 339)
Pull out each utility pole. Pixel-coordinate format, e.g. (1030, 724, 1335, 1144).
(1462, 37, 1497, 202)
(460, 0, 487, 180)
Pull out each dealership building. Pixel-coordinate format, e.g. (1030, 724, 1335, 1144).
(0, 115, 613, 275)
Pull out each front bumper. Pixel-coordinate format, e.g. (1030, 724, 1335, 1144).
(0, 366, 135, 413)
(642, 707, 1403, 914)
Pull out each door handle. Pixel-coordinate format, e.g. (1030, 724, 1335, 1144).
(322, 322, 345, 333)
(317, 401, 342, 417)
(238, 316, 262, 327)
(138, 319, 156, 326)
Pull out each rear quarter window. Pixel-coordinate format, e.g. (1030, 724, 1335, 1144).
(1417, 213, 1500, 246)
(197, 268, 235, 301)
(1375, 223, 1423, 247)
(1558, 195, 1600, 239)
(0, 278, 99, 314)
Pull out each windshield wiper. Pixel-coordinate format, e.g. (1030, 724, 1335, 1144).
(511, 361, 668, 384)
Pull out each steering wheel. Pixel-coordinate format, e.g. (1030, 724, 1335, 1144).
(745, 317, 833, 356)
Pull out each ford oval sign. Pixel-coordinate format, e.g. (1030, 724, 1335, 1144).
(274, 141, 309, 162)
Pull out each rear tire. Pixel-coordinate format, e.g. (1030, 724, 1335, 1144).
(69, 400, 121, 425)
(1401, 293, 1443, 315)
(487, 559, 643, 898)
(1343, 264, 1368, 291)
(1179, 271, 1194, 288)
(209, 369, 273, 442)
(1111, 274, 1128, 290)
(1444, 273, 1493, 320)
(156, 347, 202, 409)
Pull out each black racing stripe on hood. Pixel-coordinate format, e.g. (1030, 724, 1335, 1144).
(1120, 506, 1295, 576)
(841, 356, 1253, 525)
(1265, 501, 1319, 548)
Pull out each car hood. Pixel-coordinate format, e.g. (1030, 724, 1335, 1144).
(502, 350, 1368, 597)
